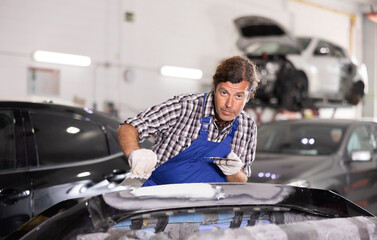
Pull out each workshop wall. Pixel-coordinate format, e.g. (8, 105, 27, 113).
(0, 0, 367, 120)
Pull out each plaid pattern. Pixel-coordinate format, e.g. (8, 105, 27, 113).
(124, 91, 257, 177)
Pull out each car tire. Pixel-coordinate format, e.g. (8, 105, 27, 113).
(346, 80, 365, 105)
(279, 71, 308, 112)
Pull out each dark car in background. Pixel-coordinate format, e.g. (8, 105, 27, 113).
(250, 119, 377, 215)
(235, 16, 367, 111)
(6, 182, 376, 240)
(0, 101, 145, 238)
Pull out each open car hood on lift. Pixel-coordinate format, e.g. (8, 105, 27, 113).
(234, 15, 302, 55)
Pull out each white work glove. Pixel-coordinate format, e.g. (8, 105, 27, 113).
(214, 151, 243, 176)
(128, 149, 157, 178)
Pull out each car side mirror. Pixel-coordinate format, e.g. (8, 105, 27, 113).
(350, 150, 372, 162)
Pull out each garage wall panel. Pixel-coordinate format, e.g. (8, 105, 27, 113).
(120, 0, 289, 71)
(0, 56, 29, 100)
(0, 1, 107, 57)
(0, 0, 368, 120)
(0, 0, 109, 109)
(118, 0, 293, 118)
(362, 16, 377, 119)
(288, 1, 351, 50)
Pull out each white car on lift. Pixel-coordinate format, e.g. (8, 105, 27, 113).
(234, 16, 367, 111)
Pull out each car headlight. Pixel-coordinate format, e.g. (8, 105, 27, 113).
(287, 180, 310, 188)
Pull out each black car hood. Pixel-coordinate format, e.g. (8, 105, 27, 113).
(234, 15, 302, 53)
(251, 153, 333, 183)
(7, 183, 374, 239)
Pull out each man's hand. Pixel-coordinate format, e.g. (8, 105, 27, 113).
(214, 151, 243, 176)
(128, 149, 157, 178)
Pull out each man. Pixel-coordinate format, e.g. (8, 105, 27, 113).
(117, 56, 259, 186)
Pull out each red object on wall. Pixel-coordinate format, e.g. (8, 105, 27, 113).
(366, 12, 377, 23)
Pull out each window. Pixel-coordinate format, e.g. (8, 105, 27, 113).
(257, 124, 344, 155)
(31, 112, 109, 166)
(105, 124, 122, 154)
(0, 111, 15, 170)
(371, 125, 377, 152)
(314, 41, 332, 56)
(297, 37, 311, 50)
(347, 126, 373, 156)
(332, 45, 346, 58)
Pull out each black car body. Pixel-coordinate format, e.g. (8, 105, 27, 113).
(235, 16, 366, 111)
(0, 101, 141, 238)
(6, 182, 376, 240)
(251, 119, 377, 215)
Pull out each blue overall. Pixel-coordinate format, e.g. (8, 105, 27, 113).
(142, 94, 239, 186)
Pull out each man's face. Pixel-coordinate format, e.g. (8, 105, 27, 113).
(214, 80, 251, 122)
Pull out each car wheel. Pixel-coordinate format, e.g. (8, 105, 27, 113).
(346, 80, 364, 105)
(279, 71, 308, 112)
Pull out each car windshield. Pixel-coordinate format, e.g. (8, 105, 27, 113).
(297, 37, 311, 50)
(257, 122, 345, 155)
(246, 42, 301, 56)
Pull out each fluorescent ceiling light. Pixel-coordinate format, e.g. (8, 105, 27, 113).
(160, 65, 203, 80)
(33, 50, 91, 67)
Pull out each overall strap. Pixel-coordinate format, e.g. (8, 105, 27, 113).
(228, 116, 239, 138)
(201, 93, 208, 117)
(222, 116, 239, 145)
(199, 93, 210, 139)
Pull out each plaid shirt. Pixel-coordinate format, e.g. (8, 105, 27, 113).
(124, 92, 257, 177)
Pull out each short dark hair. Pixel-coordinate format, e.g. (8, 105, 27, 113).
(212, 56, 259, 98)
